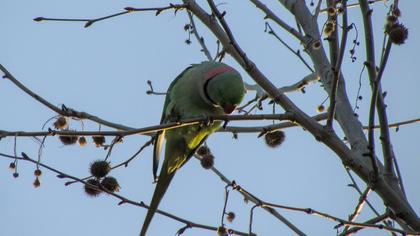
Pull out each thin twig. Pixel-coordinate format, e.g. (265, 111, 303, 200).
(249, 204, 260, 235)
(326, 0, 349, 128)
(0, 64, 134, 131)
(320, 0, 385, 13)
(220, 185, 230, 226)
(345, 169, 381, 216)
(264, 22, 314, 72)
(262, 201, 417, 235)
(0, 113, 295, 138)
(341, 187, 371, 232)
(314, 0, 323, 18)
(65, 138, 153, 187)
(250, 0, 305, 43)
(34, 4, 186, 28)
(340, 214, 391, 236)
(187, 11, 213, 60)
(146, 80, 166, 95)
(367, 40, 392, 179)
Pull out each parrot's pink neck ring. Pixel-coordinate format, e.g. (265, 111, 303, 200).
(204, 66, 235, 81)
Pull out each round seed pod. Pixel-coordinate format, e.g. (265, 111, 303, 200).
(92, 136, 106, 147)
(59, 135, 78, 145)
(89, 160, 111, 178)
(101, 176, 120, 192)
(84, 179, 101, 197)
(78, 136, 87, 147)
(54, 116, 68, 130)
(264, 130, 286, 148)
(387, 23, 408, 45)
(200, 154, 214, 170)
(33, 177, 41, 188)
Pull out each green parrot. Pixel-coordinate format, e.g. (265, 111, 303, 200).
(140, 61, 245, 236)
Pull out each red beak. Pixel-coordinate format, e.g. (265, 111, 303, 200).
(223, 104, 236, 114)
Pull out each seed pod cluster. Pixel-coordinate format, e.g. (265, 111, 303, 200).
(196, 145, 215, 170)
(384, 8, 408, 45)
(84, 160, 120, 197)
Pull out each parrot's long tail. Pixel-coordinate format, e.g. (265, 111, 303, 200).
(140, 170, 175, 236)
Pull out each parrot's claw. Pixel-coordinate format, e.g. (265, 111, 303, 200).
(199, 116, 214, 128)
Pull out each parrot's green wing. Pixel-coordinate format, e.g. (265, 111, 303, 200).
(153, 65, 193, 181)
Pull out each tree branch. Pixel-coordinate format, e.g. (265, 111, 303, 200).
(250, 0, 306, 43)
(262, 201, 416, 235)
(326, 0, 349, 128)
(0, 64, 133, 131)
(33, 4, 186, 28)
(187, 11, 213, 60)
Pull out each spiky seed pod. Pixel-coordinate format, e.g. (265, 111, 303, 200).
(217, 226, 228, 236)
(387, 23, 408, 45)
(327, 7, 336, 16)
(13, 172, 19, 178)
(337, 7, 343, 14)
(89, 160, 111, 178)
(85, 179, 101, 197)
(196, 145, 211, 156)
(226, 211, 236, 223)
(33, 177, 41, 188)
(53, 116, 68, 130)
(264, 130, 286, 148)
(101, 176, 120, 192)
(92, 136, 106, 147)
(200, 154, 214, 169)
(9, 162, 16, 171)
(78, 136, 87, 147)
(316, 105, 325, 113)
(34, 169, 42, 177)
(59, 135, 78, 145)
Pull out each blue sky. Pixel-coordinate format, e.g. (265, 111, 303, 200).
(1, 1, 420, 235)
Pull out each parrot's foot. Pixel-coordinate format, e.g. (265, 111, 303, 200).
(199, 116, 214, 128)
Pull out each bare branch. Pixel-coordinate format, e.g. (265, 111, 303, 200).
(342, 187, 372, 232)
(0, 113, 296, 139)
(250, 0, 306, 43)
(33, 4, 186, 28)
(187, 11, 213, 60)
(367, 40, 392, 179)
(264, 22, 314, 72)
(262, 201, 418, 235)
(340, 214, 393, 236)
(326, 0, 349, 128)
(320, 0, 386, 14)
(0, 64, 133, 131)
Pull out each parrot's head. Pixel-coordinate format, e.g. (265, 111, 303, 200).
(206, 71, 246, 114)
